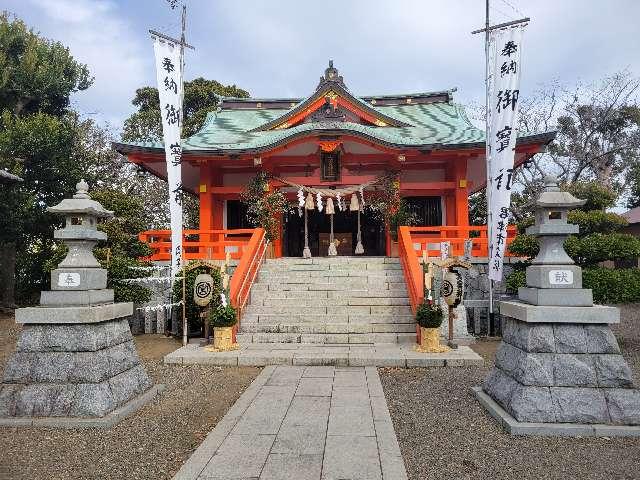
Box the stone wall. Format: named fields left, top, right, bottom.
left=463, top=257, right=519, bottom=336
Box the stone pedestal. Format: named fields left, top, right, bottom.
left=482, top=305, right=639, bottom=426
left=475, top=176, right=640, bottom=436
left=0, top=180, right=159, bottom=427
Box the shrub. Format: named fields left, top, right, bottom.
left=172, top=265, right=223, bottom=331
left=416, top=302, right=444, bottom=328
left=583, top=268, right=640, bottom=304
left=505, top=270, right=526, bottom=294
left=506, top=267, right=640, bottom=304
left=567, top=210, right=627, bottom=236
left=209, top=304, right=237, bottom=328
left=565, top=182, right=617, bottom=211
left=507, top=233, right=539, bottom=259
left=565, top=233, right=640, bottom=266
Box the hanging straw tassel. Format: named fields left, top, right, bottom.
left=325, top=197, right=335, bottom=215
left=355, top=207, right=364, bottom=254
left=328, top=213, right=337, bottom=256
left=349, top=193, right=359, bottom=212
left=303, top=207, right=311, bottom=258
left=305, top=192, right=314, bottom=210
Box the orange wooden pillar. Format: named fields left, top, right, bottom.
left=211, top=169, right=224, bottom=258
left=199, top=164, right=213, bottom=259
left=454, top=158, right=470, bottom=228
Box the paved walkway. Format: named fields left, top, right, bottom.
left=166, top=342, right=482, bottom=368
left=173, top=365, right=408, bottom=480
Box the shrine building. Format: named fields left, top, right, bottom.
left=113, top=62, right=554, bottom=260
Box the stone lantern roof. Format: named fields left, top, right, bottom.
left=535, top=175, right=586, bottom=208
left=47, top=179, right=113, bottom=218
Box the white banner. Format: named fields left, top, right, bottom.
left=152, top=36, right=184, bottom=277
left=487, top=25, right=525, bottom=282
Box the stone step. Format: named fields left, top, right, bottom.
left=249, top=282, right=407, bottom=292
left=260, top=263, right=402, bottom=272
left=263, top=257, right=400, bottom=265
left=235, top=332, right=416, bottom=344
left=241, top=314, right=415, bottom=325
left=248, top=289, right=408, bottom=302
left=258, top=270, right=405, bottom=278
left=254, top=297, right=410, bottom=307
left=243, top=305, right=413, bottom=315
left=239, top=322, right=416, bottom=334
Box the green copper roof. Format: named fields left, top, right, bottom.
left=115, top=99, right=553, bottom=155
left=113, top=61, right=554, bottom=155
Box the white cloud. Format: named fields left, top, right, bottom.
left=4, top=0, right=640, bottom=131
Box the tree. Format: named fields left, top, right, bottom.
left=91, top=190, right=154, bottom=304
left=121, top=77, right=251, bottom=228
left=0, top=13, right=93, bottom=117
left=514, top=71, right=640, bottom=200
left=122, top=77, right=250, bottom=142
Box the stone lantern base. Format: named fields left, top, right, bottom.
left=474, top=301, right=640, bottom=436
left=0, top=303, right=163, bottom=428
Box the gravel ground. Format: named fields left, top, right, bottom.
left=0, top=314, right=260, bottom=480
left=380, top=304, right=640, bottom=480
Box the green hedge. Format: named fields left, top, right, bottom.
left=583, top=268, right=640, bottom=304
left=505, top=267, right=640, bottom=304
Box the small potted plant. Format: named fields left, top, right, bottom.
left=209, top=302, right=239, bottom=351
left=415, top=302, right=450, bottom=353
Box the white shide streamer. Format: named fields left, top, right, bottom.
left=487, top=25, right=526, bottom=282
left=152, top=36, right=185, bottom=278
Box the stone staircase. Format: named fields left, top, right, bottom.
left=237, top=257, right=416, bottom=344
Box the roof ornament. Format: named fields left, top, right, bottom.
left=316, top=60, right=347, bottom=91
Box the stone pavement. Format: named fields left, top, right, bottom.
left=165, top=342, right=482, bottom=368
left=173, top=365, right=407, bottom=480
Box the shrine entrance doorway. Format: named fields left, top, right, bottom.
left=283, top=208, right=385, bottom=257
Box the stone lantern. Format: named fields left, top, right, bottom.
left=43, top=179, right=114, bottom=304
left=475, top=175, right=640, bottom=436
left=518, top=175, right=593, bottom=307
left=0, top=180, right=161, bottom=427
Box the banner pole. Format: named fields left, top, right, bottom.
left=484, top=0, right=496, bottom=336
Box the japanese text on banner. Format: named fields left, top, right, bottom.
left=152, top=38, right=184, bottom=277
left=487, top=25, right=526, bottom=282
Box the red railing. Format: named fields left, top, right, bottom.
left=139, top=229, right=258, bottom=261
left=397, top=225, right=517, bottom=314
left=139, top=228, right=267, bottom=340
left=229, top=228, right=267, bottom=320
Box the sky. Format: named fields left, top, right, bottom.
left=4, top=0, right=640, bottom=135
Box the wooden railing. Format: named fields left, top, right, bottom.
left=398, top=226, right=424, bottom=315
left=228, top=228, right=267, bottom=323
left=138, top=229, right=258, bottom=261
left=397, top=225, right=517, bottom=314
left=401, top=225, right=517, bottom=259
left=139, top=228, right=267, bottom=341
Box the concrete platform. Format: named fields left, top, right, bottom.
left=164, top=343, right=483, bottom=368
left=473, top=386, right=640, bottom=437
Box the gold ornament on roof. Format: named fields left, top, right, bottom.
left=374, top=120, right=387, bottom=127
left=325, top=91, right=339, bottom=101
